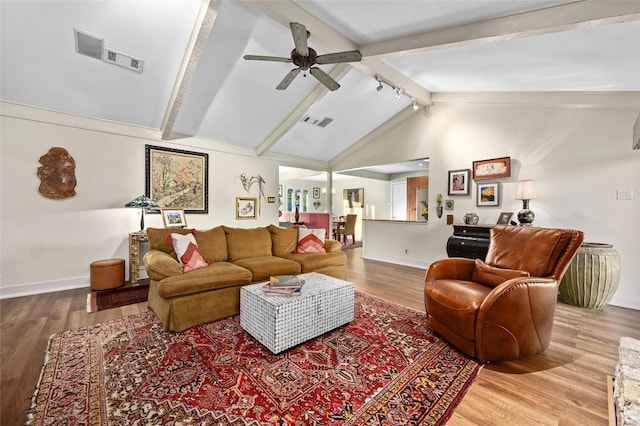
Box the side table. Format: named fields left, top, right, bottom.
left=446, top=224, right=492, bottom=260
left=129, top=232, right=149, bottom=286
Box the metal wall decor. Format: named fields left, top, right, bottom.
left=37, top=147, right=76, bottom=199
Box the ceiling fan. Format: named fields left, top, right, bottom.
left=243, top=22, right=362, bottom=91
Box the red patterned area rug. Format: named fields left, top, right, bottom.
left=29, top=292, right=481, bottom=425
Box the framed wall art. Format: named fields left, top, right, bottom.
left=447, top=169, right=470, bottom=195
left=313, top=187, right=320, bottom=199
left=477, top=182, right=500, bottom=207
left=496, top=212, right=513, bottom=224
left=472, top=156, right=511, bottom=180
left=344, top=188, right=364, bottom=208
left=145, top=145, right=208, bottom=214
left=236, top=197, right=257, bottom=220
left=161, top=208, right=187, bottom=228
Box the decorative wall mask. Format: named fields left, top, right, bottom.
left=37, top=147, right=76, bottom=199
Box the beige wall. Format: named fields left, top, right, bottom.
left=335, top=93, right=640, bottom=310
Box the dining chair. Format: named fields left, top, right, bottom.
left=338, top=214, right=357, bottom=244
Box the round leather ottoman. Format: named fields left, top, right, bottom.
left=90, top=258, right=125, bottom=290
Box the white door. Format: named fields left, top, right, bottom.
left=391, top=182, right=407, bottom=220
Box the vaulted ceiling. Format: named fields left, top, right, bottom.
left=2, top=0, right=639, bottom=170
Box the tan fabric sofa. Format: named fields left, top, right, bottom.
left=143, top=225, right=347, bottom=331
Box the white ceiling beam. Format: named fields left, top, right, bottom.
left=361, top=0, right=640, bottom=59
left=160, top=0, right=222, bottom=140
left=255, top=64, right=351, bottom=156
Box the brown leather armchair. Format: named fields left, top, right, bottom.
left=424, top=225, right=584, bottom=363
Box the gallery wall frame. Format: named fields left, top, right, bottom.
left=344, top=188, right=364, bottom=208
left=447, top=169, right=471, bottom=196
left=313, top=187, right=320, bottom=199
left=496, top=212, right=513, bottom=224
left=477, top=182, right=500, bottom=207
left=161, top=208, right=187, bottom=228
left=145, top=145, right=208, bottom=214
left=472, top=156, right=511, bottom=180
left=236, top=197, right=257, bottom=220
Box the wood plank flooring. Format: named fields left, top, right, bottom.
left=1, top=247, right=638, bottom=425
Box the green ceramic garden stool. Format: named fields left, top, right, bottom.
left=559, top=242, right=620, bottom=309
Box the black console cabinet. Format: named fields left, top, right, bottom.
left=446, top=224, right=492, bottom=260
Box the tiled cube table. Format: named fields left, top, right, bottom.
left=240, top=272, right=355, bottom=354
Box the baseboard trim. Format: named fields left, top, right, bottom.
left=361, top=254, right=429, bottom=270
left=0, top=277, right=89, bottom=300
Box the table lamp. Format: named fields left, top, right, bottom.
left=125, top=195, right=159, bottom=232
left=515, top=180, right=536, bottom=226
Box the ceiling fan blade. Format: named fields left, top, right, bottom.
left=310, top=67, right=340, bottom=91
left=316, top=50, right=363, bottom=65
left=276, top=68, right=301, bottom=90
left=290, top=22, right=309, bottom=57
left=243, top=55, right=292, bottom=63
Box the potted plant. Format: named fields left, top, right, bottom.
left=420, top=200, right=428, bottom=220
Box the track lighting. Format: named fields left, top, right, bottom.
left=376, top=77, right=383, bottom=92
left=412, top=99, right=418, bottom=110
left=374, top=75, right=420, bottom=109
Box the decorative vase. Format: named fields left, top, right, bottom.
left=294, top=207, right=299, bottom=222
left=559, top=242, right=621, bottom=309
left=463, top=213, right=479, bottom=225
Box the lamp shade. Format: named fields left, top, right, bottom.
left=125, top=195, right=158, bottom=210
left=515, top=180, right=536, bottom=200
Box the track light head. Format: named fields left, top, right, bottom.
left=412, top=99, right=419, bottom=110
left=377, top=82, right=383, bottom=92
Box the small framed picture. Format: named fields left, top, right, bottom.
left=313, top=187, right=320, bottom=199
left=448, top=169, right=471, bottom=195
left=472, top=156, right=511, bottom=180
left=477, top=182, right=500, bottom=207
left=161, top=208, right=187, bottom=228
left=279, top=185, right=283, bottom=197
left=445, top=199, right=454, bottom=210
left=496, top=212, right=513, bottom=224
left=236, top=197, right=257, bottom=220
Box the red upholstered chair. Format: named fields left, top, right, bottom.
left=424, top=225, right=584, bottom=363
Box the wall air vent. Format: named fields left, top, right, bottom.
left=73, top=29, right=144, bottom=73
left=300, top=115, right=334, bottom=128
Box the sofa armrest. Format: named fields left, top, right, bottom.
left=324, top=239, right=342, bottom=252
left=143, top=249, right=182, bottom=280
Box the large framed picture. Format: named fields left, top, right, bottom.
left=145, top=145, right=208, bottom=214
left=161, top=208, right=187, bottom=228
left=472, top=156, right=511, bottom=180
left=236, top=197, right=257, bottom=220
left=477, top=182, right=500, bottom=207
left=448, top=169, right=471, bottom=195
left=344, top=188, right=364, bottom=208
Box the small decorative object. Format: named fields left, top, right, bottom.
left=236, top=197, right=257, bottom=220
left=420, top=200, right=429, bottom=221
left=463, top=213, right=479, bottom=225
left=446, top=214, right=454, bottom=225
left=445, top=199, right=454, bottom=210
left=161, top=208, right=187, bottom=228
left=448, top=169, right=470, bottom=195
left=313, top=201, right=321, bottom=210
left=37, top=147, right=77, bottom=199
left=477, top=182, right=500, bottom=207
left=436, top=194, right=443, bottom=218
left=515, top=180, right=536, bottom=226
left=125, top=195, right=159, bottom=232
left=559, top=242, right=620, bottom=309
left=146, top=145, right=208, bottom=213
left=472, top=156, right=511, bottom=180
left=496, top=212, right=513, bottom=225
left=313, top=187, right=320, bottom=199
left=240, top=173, right=266, bottom=198
left=294, top=207, right=300, bottom=222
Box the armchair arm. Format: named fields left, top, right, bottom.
left=425, top=258, right=476, bottom=283
left=475, top=276, right=559, bottom=362
left=143, top=249, right=182, bottom=281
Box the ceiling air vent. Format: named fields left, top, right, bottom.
left=300, top=115, right=334, bottom=128
left=74, top=28, right=144, bottom=73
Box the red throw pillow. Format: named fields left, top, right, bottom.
left=295, top=228, right=326, bottom=253
left=168, top=232, right=210, bottom=272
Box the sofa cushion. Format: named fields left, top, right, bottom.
left=223, top=226, right=273, bottom=261
left=232, top=256, right=301, bottom=282
left=194, top=226, right=228, bottom=262
left=156, top=262, right=252, bottom=298
left=471, top=259, right=530, bottom=288
left=296, top=228, right=327, bottom=253
left=282, top=251, right=347, bottom=273
left=168, top=232, right=209, bottom=273
left=268, top=225, right=298, bottom=256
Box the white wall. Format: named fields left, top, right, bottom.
left=333, top=93, right=640, bottom=310
left=0, top=104, right=283, bottom=297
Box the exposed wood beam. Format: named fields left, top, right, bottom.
left=255, top=64, right=351, bottom=156
left=160, top=0, right=222, bottom=140
left=361, top=1, right=640, bottom=59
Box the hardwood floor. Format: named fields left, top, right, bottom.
left=1, top=248, right=638, bottom=425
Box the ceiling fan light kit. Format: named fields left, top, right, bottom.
left=243, top=22, right=362, bottom=91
